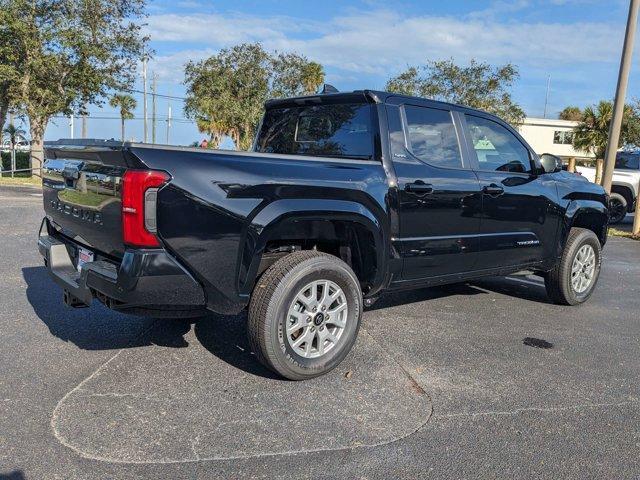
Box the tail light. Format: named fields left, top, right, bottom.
left=121, top=170, right=170, bottom=247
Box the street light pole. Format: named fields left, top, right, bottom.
left=151, top=72, right=157, bottom=144
left=142, top=57, right=148, bottom=143
left=543, top=75, right=551, bottom=119
left=602, top=0, right=640, bottom=193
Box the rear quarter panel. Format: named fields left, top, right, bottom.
left=131, top=147, right=390, bottom=314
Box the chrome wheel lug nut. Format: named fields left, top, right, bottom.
left=321, top=305, right=326, bottom=311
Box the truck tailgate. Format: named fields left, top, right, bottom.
left=42, top=142, right=140, bottom=258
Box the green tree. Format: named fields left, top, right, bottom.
left=559, top=106, right=583, bottom=121
left=0, top=0, right=148, bottom=174
left=2, top=122, right=26, bottom=173
left=185, top=43, right=271, bottom=150
left=0, top=3, right=22, bottom=134
left=184, top=43, right=326, bottom=150
left=271, top=52, right=325, bottom=98
left=572, top=100, right=638, bottom=159
left=109, top=94, right=137, bottom=141
left=386, top=59, right=525, bottom=126
left=3, top=122, right=25, bottom=149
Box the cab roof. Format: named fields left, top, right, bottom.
left=264, top=89, right=490, bottom=117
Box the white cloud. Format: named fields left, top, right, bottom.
left=144, top=8, right=626, bottom=80
left=147, top=48, right=216, bottom=82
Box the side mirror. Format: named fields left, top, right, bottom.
left=540, top=153, right=563, bottom=174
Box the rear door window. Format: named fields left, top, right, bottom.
left=403, top=105, right=463, bottom=169
left=255, top=103, right=374, bottom=160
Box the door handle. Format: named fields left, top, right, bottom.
left=405, top=182, right=433, bottom=194
left=482, top=184, right=504, bottom=196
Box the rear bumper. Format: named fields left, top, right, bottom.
left=37, top=218, right=206, bottom=314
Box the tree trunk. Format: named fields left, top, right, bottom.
left=567, top=157, right=576, bottom=173
left=121, top=118, right=125, bottom=141
left=594, top=158, right=604, bottom=185
left=0, top=102, right=8, bottom=137
left=29, top=115, right=48, bottom=178
left=11, top=142, right=16, bottom=178
left=633, top=178, right=640, bottom=237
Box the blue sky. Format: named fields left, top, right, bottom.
left=40, top=0, right=640, bottom=146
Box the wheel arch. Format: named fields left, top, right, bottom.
left=611, top=183, right=634, bottom=212
left=564, top=200, right=609, bottom=247
left=238, top=199, right=389, bottom=297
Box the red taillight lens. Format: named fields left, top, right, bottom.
left=121, top=170, right=170, bottom=247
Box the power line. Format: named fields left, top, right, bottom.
left=127, top=88, right=187, bottom=102
left=51, top=115, right=195, bottom=123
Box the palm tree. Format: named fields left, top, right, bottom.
left=109, top=94, right=137, bottom=141
left=301, top=62, right=325, bottom=95
left=2, top=123, right=26, bottom=176
left=573, top=100, right=633, bottom=160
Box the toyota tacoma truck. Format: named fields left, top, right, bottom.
left=576, top=151, right=639, bottom=224
left=39, top=90, right=609, bottom=380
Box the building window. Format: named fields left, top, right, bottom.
left=553, top=130, right=574, bottom=145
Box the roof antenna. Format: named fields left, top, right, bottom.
left=321, top=84, right=339, bottom=94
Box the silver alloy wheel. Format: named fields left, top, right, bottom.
left=571, top=244, right=596, bottom=293
left=285, top=279, right=348, bottom=359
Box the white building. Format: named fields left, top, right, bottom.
left=517, top=117, right=593, bottom=160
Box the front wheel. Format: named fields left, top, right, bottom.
left=248, top=251, right=362, bottom=380
left=608, top=192, right=627, bottom=224
left=544, top=227, right=602, bottom=305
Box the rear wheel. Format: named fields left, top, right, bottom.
left=248, top=251, right=362, bottom=380
left=608, top=192, right=627, bottom=224
left=544, top=227, right=601, bottom=305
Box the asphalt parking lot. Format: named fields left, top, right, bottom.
left=1, top=185, right=639, bottom=480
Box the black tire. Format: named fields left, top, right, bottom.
left=608, top=192, right=627, bottom=224
left=544, top=227, right=602, bottom=305
left=248, top=251, right=362, bottom=380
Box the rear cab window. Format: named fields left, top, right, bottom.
left=403, top=105, right=463, bottom=169
left=254, top=103, right=374, bottom=160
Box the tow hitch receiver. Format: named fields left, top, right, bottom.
left=63, top=290, right=89, bottom=308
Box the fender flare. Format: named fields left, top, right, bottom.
left=561, top=200, right=609, bottom=253
left=610, top=181, right=637, bottom=206
left=237, top=198, right=389, bottom=296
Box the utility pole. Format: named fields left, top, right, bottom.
left=166, top=104, right=172, bottom=145
left=142, top=57, right=148, bottom=143
left=151, top=73, right=157, bottom=144
left=602, top=0, right=639, bottom=193
left=543, top=75, right=551, bottom=119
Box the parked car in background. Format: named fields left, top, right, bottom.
left=38, top=90, right=609, bottom=380
left=577, top=151, right=639, bottom=224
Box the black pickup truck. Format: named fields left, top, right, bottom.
left=39, top=90, right=609, bottom=380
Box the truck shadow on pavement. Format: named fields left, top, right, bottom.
left=23, top=265, right=550, bottom=378
left=368, top=275, right=550, bottom=311
left=22, top=265, right=277, bottom=378
left=0, top=471, right=26, bottom=480
left=22, top=266, right=192, bottom=351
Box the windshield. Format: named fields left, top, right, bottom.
left=254, top=103, right=374, bottom=160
